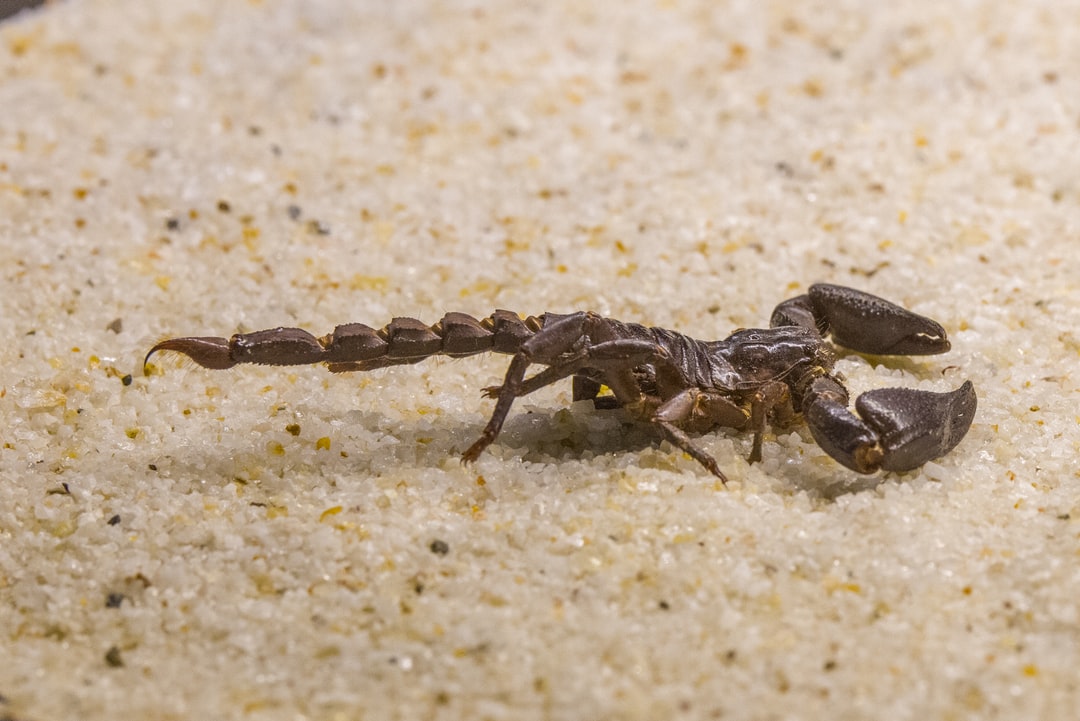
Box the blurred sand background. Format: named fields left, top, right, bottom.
left=2, top=1, right=1080, bottom=719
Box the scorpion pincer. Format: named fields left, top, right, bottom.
left=145, top=284, right=977, bottom=483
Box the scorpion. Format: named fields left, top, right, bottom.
left=145, top=283, right=977, bottom=483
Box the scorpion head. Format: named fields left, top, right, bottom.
left=721, top=326, right=835, bottom=390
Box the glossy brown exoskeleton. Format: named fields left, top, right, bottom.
left=145, top=284, right=977, bottom=482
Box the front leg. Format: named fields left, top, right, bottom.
left=747, top=380, right=792, bottom=464
left=652, top=389, right=748, bottom=483
left=650, top=381, right=791, bottom=481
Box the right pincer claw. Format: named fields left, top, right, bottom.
left=804, top=378, right=977, bottom=474
left=853, top=380, right=977, bottom=472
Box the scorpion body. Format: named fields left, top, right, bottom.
left=146, top=284, right=977, bottom=482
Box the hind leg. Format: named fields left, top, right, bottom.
left=462, top=333, right=674, bottom=465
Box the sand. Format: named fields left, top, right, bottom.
left=1, top=1, right=1079, bottom=719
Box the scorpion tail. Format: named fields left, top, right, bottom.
left=144, top=311, right=547, bottom=374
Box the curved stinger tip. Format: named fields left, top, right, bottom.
left=143, top=336, right=236, bottom=371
